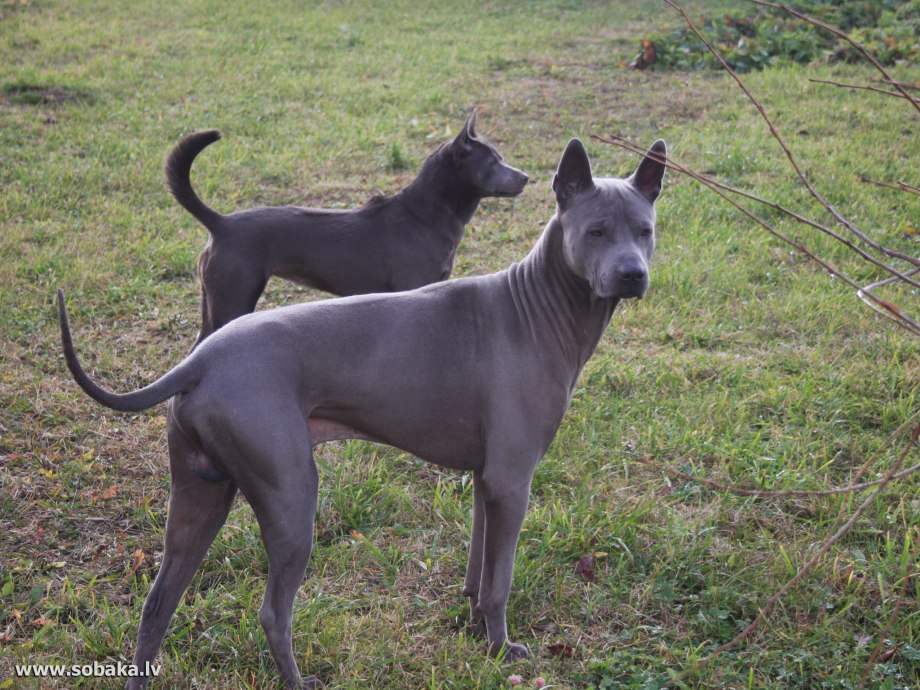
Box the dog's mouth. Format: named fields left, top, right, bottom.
left=492, top=182, right=529, bottom=197
left=591, top=277, right=649, bottom=301
left=490, top=187, right=525, bottom=198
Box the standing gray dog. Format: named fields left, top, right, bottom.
left=59, top=136, right=666, bottom=688
left=167, top=113, right=529, bottom=345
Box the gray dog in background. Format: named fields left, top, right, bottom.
left=167, top=113, right=529, bottom=345
left=59, top=136, right=666, bottom=688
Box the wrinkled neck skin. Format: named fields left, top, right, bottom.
left=398, top=144, right=482, bottom=226
left=507, top=217, right=618, bottom=383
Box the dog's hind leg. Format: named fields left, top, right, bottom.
left=194, top=248, right=269, bottom=347
left=193, top=260, right=214, bottom=350
left=462, top=473, right=487, bottom=637
left=242, top=422, right=323, bottom=689
left=127, top=421, right=237, bottom=688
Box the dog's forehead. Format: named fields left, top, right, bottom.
left=471, top=136, right=500, bottom=156
left=569, top=178, right=655, bottom=227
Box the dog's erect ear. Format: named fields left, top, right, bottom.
left=453, top=110, right=478, bottom=157
left=553, top=138, right=594, bottom=208
left=463, top=110, right=477, bottom=139
left=630, top=139, right=667, bottom=204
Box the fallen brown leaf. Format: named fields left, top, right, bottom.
left=574, top=554, right=596, bottom=583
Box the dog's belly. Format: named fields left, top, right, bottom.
left=307, top=417, right=381, bottom=445
left=306, top=412, right=484, bottom=473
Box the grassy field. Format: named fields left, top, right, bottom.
left=1, top=0, right=918, bottom=688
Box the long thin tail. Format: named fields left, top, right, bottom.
left=165, top=129, right=224, bottom=230
left=57, top=289, right=199, bottom=412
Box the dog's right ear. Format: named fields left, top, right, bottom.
left=553, top=138, right=595, bottom=209
left=463, top=110, right=477, bottom=139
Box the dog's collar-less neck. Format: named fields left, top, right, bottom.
left=399, top=145, right=482, bottom=227
left=507, top=218, right=617, bottom=378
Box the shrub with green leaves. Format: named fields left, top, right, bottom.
left=633, top=0, right=920, bottom=72
left=832, top=1, right=920, bottom=64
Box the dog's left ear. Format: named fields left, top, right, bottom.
left=453, top=111, right=478, bottom=157
left=629, top=139, right=667, bottom=204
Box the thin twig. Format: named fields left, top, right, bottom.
left=837, top=411, right=920, bottom=490
left=663, top=423, right=920, bottom=686
left=859, top=176, right=920, bottom=197
left=856, top=288, right=919, bottom=331
left=860, top=267, right=920, bottom=292
left=633, top=456, right=920, bottom=498
left=590, top=133, right=920, bottom=334
left=634, top=148, right=920, bottom=287
left=633, top=410, right=920, bottom=500
left=594, top=135, right=920, bottom=288
left=621, top=139, right=920, bottom=288
left=664, top=0, right=920, bottom=270
left=751, top=0, right=920, bottom=117
left=881, top=78, right=920, bottom=92
left=809, top=78, right=920, bottom=105
left=898, top=180, right=920, bottom=196
left=661, top=161, right=920, bottom=287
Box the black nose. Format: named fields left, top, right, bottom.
left=520, top=172, right=529, bottom=185
left=618, top=264, right=647, bottom=283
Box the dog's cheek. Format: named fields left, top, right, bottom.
left=561, top=236, right=587, bottom=280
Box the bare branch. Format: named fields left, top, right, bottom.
left=751, top=0, right=920, bottom=117
left=603, top=6, right=920, bottom=682
left=664, top=0, right=920, bottom=270
left=898, top=180, right=920, bottom=196
left=809, top=77, right=920, bottom=105
left=856, top=287, right=920, bottom=331
left=859, top=267, right=920, bottom=293
left=859, top=176, right=920, bottom=197
left=590, top=133, right=920, bottom=334
left=881, top=78, right=920, bottom=92
left=633, top=455, right=920, bottom=498
left=631, top=410, right=920, bottom=499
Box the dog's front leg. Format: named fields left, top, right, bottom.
left=462, top=473, right=486, bottom=636
left=476, top=471, right=532, bottom=661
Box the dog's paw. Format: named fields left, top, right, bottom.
left=504, top=642, right=531, bottom=662
left=303, top=675, right=325, bottom=689
left=489, top=640, right=531, bottom=662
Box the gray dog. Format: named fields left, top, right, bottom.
left=167, top=113, right=529, bottom=345
left=59, top=136, right=666, bottom=688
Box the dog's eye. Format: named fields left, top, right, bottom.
left=588, top=228, right=604, bottom=238
left=640, top=227, right=653, bottom=238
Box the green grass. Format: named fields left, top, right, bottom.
left=1, top=0, right=918, bottom=688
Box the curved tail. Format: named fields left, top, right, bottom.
left=58, top=289, right=200, bottom=412
left=165, top=129, right=224, bottom=230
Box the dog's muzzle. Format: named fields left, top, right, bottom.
left=491, top=170, right=529, bottom=197
left=594, top=264, right=649, bottom=299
